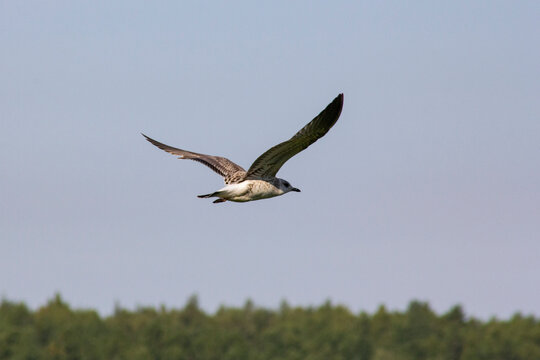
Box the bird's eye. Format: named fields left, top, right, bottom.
left=284, top=182, right=290, bottom=187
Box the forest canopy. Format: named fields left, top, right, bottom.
left=1, top=295, right=539, bottom=360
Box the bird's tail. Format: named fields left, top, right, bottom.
left=197, top=190, right=225, bottom=199
left=197, top=192, right=227, bottom=204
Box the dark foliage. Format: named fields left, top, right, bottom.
left=1, top=296, right=539, bottom=360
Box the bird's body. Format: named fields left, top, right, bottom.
left=199, top=178, right=286, bottom=203
left=143, top=93, right=343, bottom=203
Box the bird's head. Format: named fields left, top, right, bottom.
left=278, top=179, right=301, bottom=194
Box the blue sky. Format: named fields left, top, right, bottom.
left=1, top=1, right=539, bottom=318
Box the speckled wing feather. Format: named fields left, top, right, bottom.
left=142, top=134, right=246, bottom=183
left=246, top=93, right=343, bottom=179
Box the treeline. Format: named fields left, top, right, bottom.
left=1, top=295, right=539, bottom=360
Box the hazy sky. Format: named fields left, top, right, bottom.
left=1, top=1, right=539, bottom=319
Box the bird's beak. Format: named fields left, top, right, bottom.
left=292, top=188, right=301, bottom=192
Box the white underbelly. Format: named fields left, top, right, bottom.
left=219, top=180, right=283, bottom=202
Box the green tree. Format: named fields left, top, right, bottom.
left=1, top=295, right=540, bottom=360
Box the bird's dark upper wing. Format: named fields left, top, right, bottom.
left=142, top=134, right=245, bottom=179
left=245, top=93, right=343, bottom=179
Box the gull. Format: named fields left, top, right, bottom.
left=142, top=93, right=343, bottom=203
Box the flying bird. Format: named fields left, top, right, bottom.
left=143, top=93, right=343, bottom=203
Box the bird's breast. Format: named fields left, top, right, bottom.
left=221, top=180, right=283, bottom=202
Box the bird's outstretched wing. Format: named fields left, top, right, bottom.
left=246, top=93, right=343, bottom=179
left=142, top=134, right=246, bottom=181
